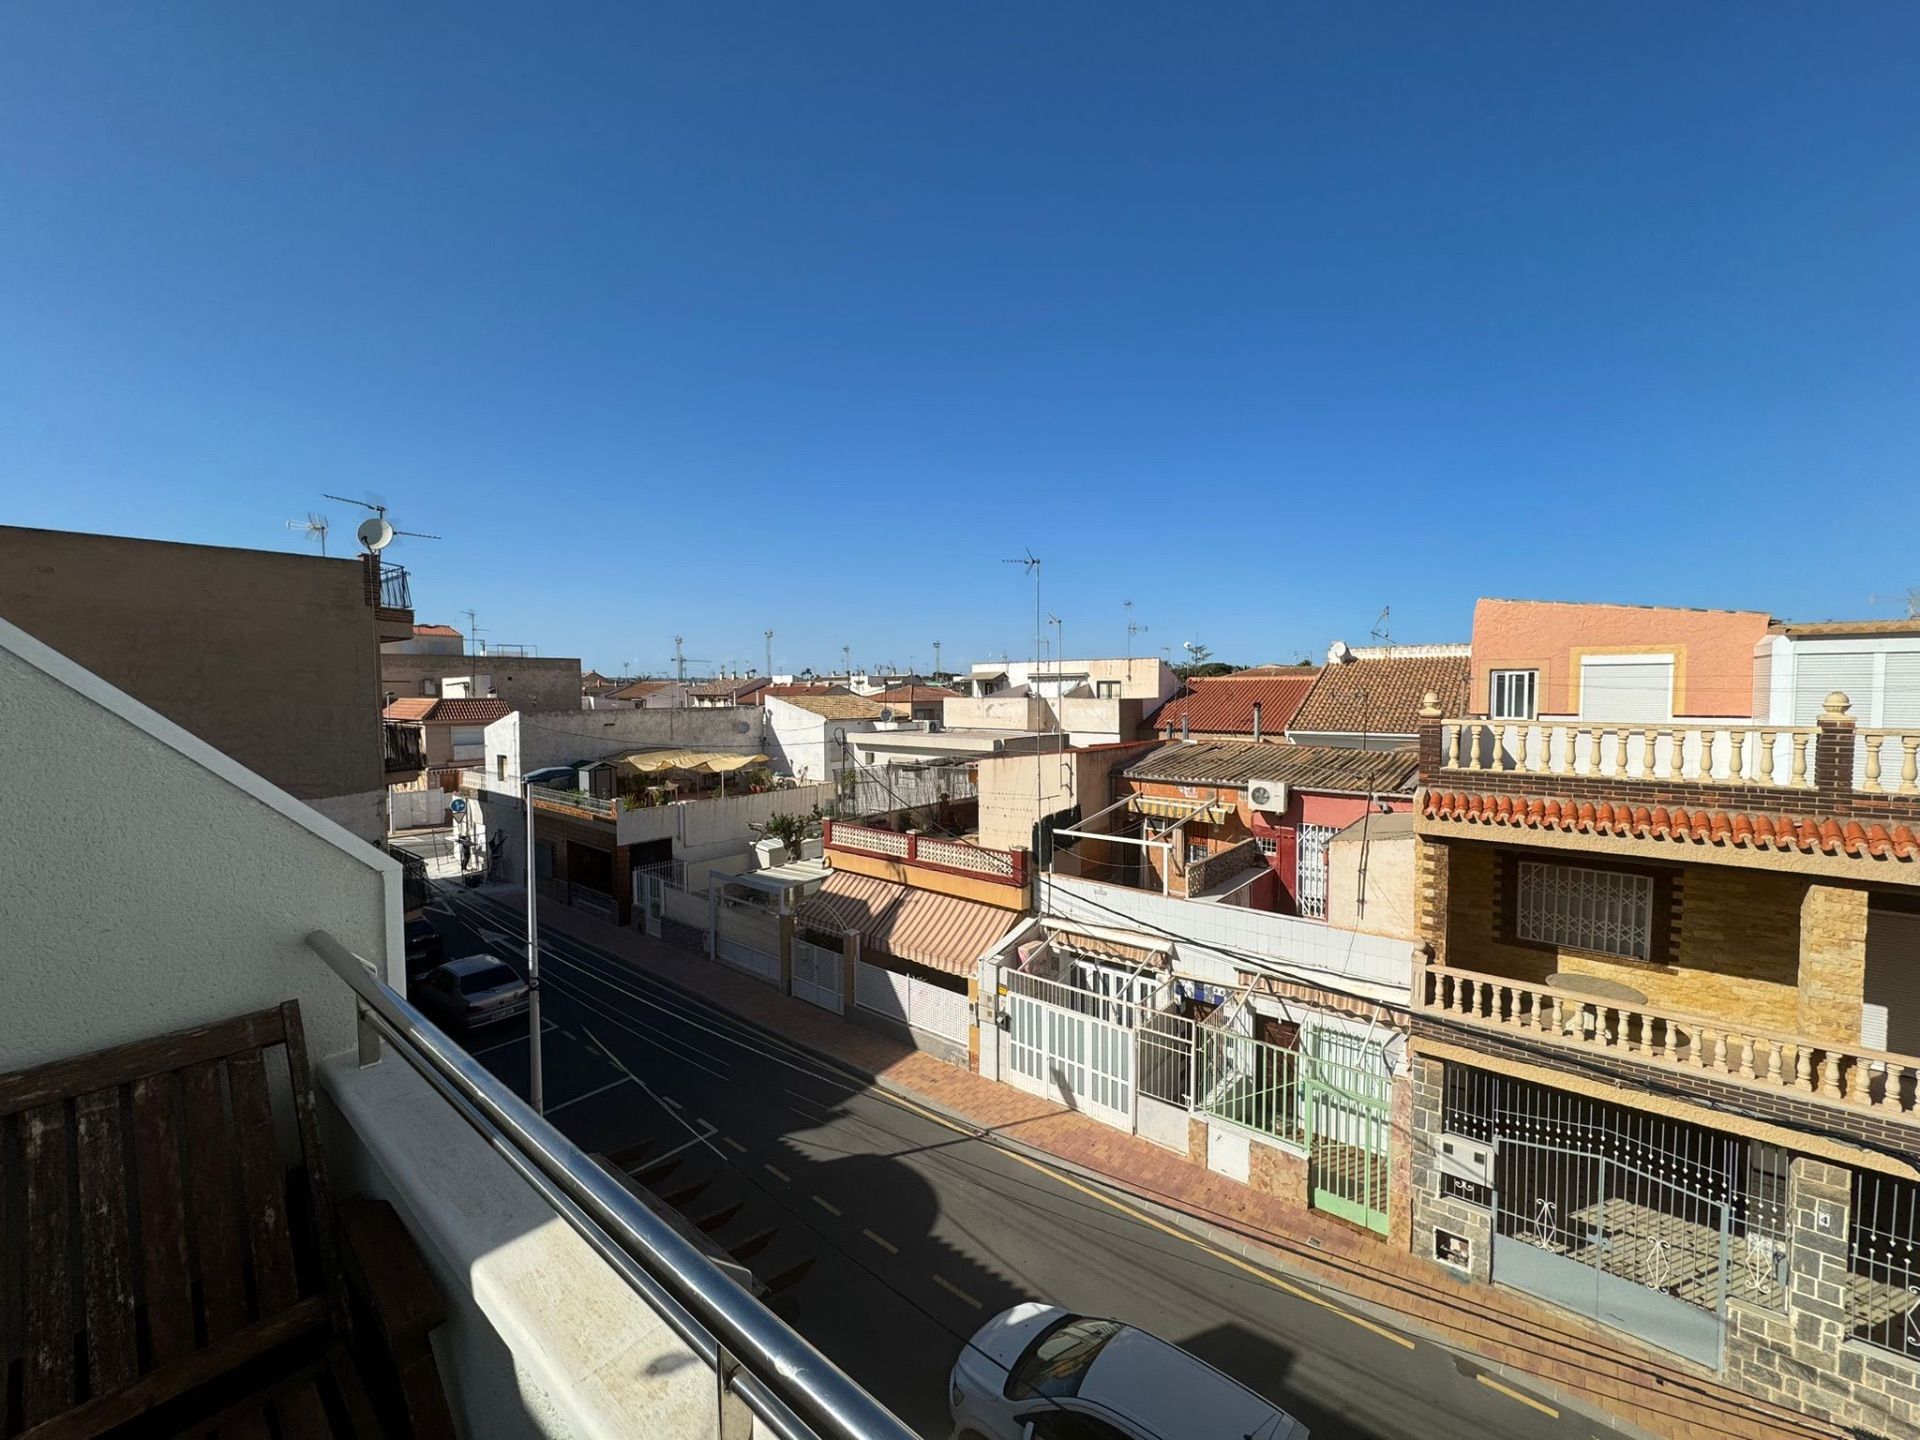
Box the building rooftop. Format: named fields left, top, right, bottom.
left=1123, top=739, right=1421, bottom=795
left=382, top=697, right=513, bottom=726
left=607, top=679, right=677, bottom=700
left=868, top=684, right=964, bottom=705
left=772, top=692, right=887, bottom=721
left=1289, top=650, right=1471, bottom=736
left=1772, top=618, right=1920, bottom=638
left=1148, top=672, right=1320, bottom=736
left=413, top=623, right=464, bottom=638
left=688, top=677, right=770, bottom=701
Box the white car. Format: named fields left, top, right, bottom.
left=949, top=1303, right=1309, bottom=1440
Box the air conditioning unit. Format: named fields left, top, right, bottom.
left=1246, top=779, right=1289, bottom=812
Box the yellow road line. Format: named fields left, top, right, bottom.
left=932, top=1274, right=982, bottom=1309
left=1475, top=1373, right=1559, bottom=1418
left=813, top=1195, right=843, bottom=1217
left=722, top=1137, right=747, bottom=1153
left=764, top=1163, right=790, bottom=1182
left=863, top=1228, right=898, bottom=1254
left=865, top=1083, right=1416, bottom=1349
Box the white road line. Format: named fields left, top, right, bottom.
left=931, top=1274, right=981, bottom=1309
left=545, top=1075, right=637, bottom=1116
left=629, top=1122, right=719, bottom=1169
left=863, top=1229, right=898, bottom=1254
left=812, top=1195, right=842, bottom=1217
left=661, top=1095, right=683, bottom=1110
left=723, top=1137, right=747, bottom=1153
left=764, top=1163, right=791, bottom=1183
left=465, top=1019, right=558, bottom=1057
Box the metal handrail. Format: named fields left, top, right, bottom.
left=303, top=930, right=918, bottom=1440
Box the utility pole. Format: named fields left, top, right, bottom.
left=522, top=774, right=544, bottom=1114
left=673, top=635, right=686, bottom=685
left=842, top=643, right=852, bottom=680
left=765, top=629, right=774, bottom=681
left=933, top=640, right=942, bottom=681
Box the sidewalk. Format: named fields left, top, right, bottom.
left=512, top=889, right=1841, bottom=1440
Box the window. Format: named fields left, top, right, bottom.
left=1295, top=823, right=1336, bottom=919
left=1578, top=655, right=1673, bottom=723
left=534, top=840, right=555, bottom=879
left=1005, top=1316, right=1123, bottom=1401
left=1255, top=835, right=1277, bottom=857
left=1516, top=860, right=1654, bottom=961
left=422, top=678, right=438, bottom=696
left=1187, top=842, right=1208, bottom=865
left=1489, top=669, right=1537, bottom=720
left=496, top=755, right=508, bottom=780
left=1096, top=680, right=1120, bottom=699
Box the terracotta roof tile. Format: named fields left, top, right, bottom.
left=607, top=679, right=675, bottom=700
left=1148, top=674, right=1319, bottom=736
left=868, top=684, right=964, bottom=704
left=771, top=692, right=887, bottom=721
left=413, top=623, right=463, bottom=638
left=381, top=697, right=436, bottom=721
left=1422, top=788, right=1919, bottom=862
left=1290, top=652, right=1471, bottom=737
left=383, top=697, right=513, bottom=725
left=688, top=677, right=769, bottom=701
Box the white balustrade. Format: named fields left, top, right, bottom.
left=1857, top=730, right=1920, bottom=796
left=1437, top=720, right=1817, bottom=790
left=1417, top=962, right=1920, bottom=1120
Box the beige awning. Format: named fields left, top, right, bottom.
left=1131, top=794, right=1231, bottom=824
left=796, top=871, right=1016, bottom=977
left=618, top=748, right=769, bottom=775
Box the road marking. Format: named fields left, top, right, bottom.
left=545, top=1076, right=636, bottom=1116
left=764, top=1163, right=791, bottom=1183
left=864, top=1084, right=1418, bottom=1349
left=465, top=1018, right=557, bottom=1057
left=631, top=1122, right=719, bottom=1169
left=723, top=1137, right=747, bottom=1153
left=863, top=1229, right=898, bottom=1254
left=661, top=1096, right=683, bottom=1110
left=812, top=1194, right=843, bottom=1217
left=931, top=1274, right=981, bottom=1309
left=1474, top=1373, right=1559, bottom=1418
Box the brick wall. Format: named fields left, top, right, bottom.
left=1441, top=839, right=1811, bottom=1031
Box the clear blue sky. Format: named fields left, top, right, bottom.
left=3, top=4, right=1915, bottom=676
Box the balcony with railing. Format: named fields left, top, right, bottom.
left=363, top=554, right=414, bottom=641
left=1415, top=957, right=1920, bottom=1128
left=383, top=719, right=426, bottom=774
left=824, top=819, right=1029, bottom=891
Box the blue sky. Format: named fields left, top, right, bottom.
left=2, top=4, right=1915, bottom=675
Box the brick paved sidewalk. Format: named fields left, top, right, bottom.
left=508, top=888, right=1843, bottom=1440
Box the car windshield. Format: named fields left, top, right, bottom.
left=458, top=964, right=517, bottom=995
left=1005, top=1317, right=1124, bottom=1401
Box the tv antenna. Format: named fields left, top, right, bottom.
left=932, top=640, right=942, bottom=679
left=1002, top=548, right=1042, bottom=665
left=1125, top=599, right=1148, bottom=681
left=284, top=512, right=330, bottom=556
left=322, top=494, right=442, bottom=553
left=461, top=608, right=486, bottom=657
left=1370, top=606, right=1392, bottom=645
left=764, top=629, right=775, bottom=680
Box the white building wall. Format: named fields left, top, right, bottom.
left=762, top=696, right=874, bottom=783
left=2, top=617, right=402, bottom=1070
left=475, top=707, right=771, bottom=797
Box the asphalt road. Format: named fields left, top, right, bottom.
left=418, top=881, right=1627, bottom=1440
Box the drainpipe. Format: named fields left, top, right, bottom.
left=1252, top=700, right=1263, bottom=743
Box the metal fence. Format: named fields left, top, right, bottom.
left=1137, top=1009, right=1197, bottom=1107
left=1193, top=1024, right=1306, bottom=1145
left=1848, top=1171, right=1920, bottom=1359
left=378, top=562, right=411, bottom=610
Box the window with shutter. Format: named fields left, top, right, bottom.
left=1579, top=657, right=1674, bottom=722
left=1792, top=651, right=1878, bottom=724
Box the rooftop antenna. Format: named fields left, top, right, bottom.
left=764, top=629, right=775, bottom=681
left=1002, top=548, right=1043, bottom=668
left=842, top=643, right=852, bottom=678
left=284, top=512, right=330, bottom=556
left=323, top=494, right=442, bottom=551
left=1370, top=606, right=1392, bottom=646
left=673, top=635, right=687, bottom=685
left=461, top=608, right=485, bottom=657
left=1125, top=599, right=1148, bottom=683
left=932, top=640, right=942, bottom=680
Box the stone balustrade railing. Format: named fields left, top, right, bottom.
left=1858, top=729, right=1920, bottom=796
left=1436, top=718, right=1817, bottom=789
left=1416, top=961, right=1920, bottom=1121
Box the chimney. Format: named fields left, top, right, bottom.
left=1181, top=711, right=1189, bottom=742
left=1252, top=700, right=1263, bottom=743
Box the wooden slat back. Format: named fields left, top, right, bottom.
left=0, top=1004, right=335, bottom=1436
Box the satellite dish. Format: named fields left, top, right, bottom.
left=880, top=706, right=897, bottom=722
left=357, top=516, right=395, bottom=553
left=1328, top=640, right=1354, bottom=665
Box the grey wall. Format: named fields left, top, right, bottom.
left=381, top=652, right=583, bottom=712
left=0, top=526, right=384, bottom=819
left=1, top=621, right=399, bottom=1069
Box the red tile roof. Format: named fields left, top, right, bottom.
left=382, top=697, right=512, bottom=726
left=413, top=623, right=463, bottom=638
left=608, top=679, right=675, bottom=700
left=1148, top=674, right=1319, bottom=736
left=763, top=683, right=851, bottom=697
left=868, top=684, right=963, bottom=705
left=1423, top=789, right=1919, bottom=862
left=1290, top=652, right=1471, bottom=737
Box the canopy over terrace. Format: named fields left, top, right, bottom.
left=617, top=748, right=770, bottom=774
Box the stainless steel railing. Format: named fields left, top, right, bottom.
left=304, top=930, right=918, bottom=1440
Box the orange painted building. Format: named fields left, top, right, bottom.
left=1468, top=597, right=1771, bottom=722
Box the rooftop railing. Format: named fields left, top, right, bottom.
left=378, top=562, right=412, bottom=611
left=304, top=930, right=918, bottom=1440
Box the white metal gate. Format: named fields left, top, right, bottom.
left=792, top=939, right=844, bottom=1014
left=637, top=871, right=664, bottom=938
left=1296, top=823, right=1335, bottom=919
left=1005, top=971, right=1133, bottom=1130
left=854, top=962, right=970, bottom=1042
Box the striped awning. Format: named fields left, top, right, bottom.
left=618, top=748, right=769, bottom=775
left=1043, top=928, right=1169, bottom=970
left=1130, top=795, right=1231, bottom=824
left=797, top=871, right=1017, bottom=977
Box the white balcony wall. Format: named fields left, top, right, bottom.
left=617, top=783, right=837, bottom=859
left=321, top=1055, right=714, bottom=1440
left=1038, top=872, right=1412, bottom=999
left=1, top=617, right=402, bottom=1070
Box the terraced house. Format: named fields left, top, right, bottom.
left=1407, top=635, right=1920, bottom=1433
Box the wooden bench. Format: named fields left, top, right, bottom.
left=0, top=1002, right=456, bottom=1438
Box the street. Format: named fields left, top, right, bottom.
left=419, top=880, right=1624, bottom=1440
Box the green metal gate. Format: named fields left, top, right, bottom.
left=1302, top=1029, right=1393, bottom=1235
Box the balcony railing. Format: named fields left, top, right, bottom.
left=1436, top=718, right=1817, bottom=789
left=1416, top=960, right=1920, bottom=1122
left=529, top=783, right=616, bottom=818
left=825, top=821, right=1025, bottom=885
left=304, top=930, right=917, bottom=1440
left=378, top=562, right=412, bottom=611
left=383, top=721, right=426, bottom=773
left=1859, top=729, right=1920, bottom=796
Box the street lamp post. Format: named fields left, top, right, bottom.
left=522, top=776, right=545, bottom=1114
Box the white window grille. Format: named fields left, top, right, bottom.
left=1490, top=669, right=1538, bottom=720
left=1186, top=842, right=1208, bottom=865
left=1516, top=860, right=1654, bottom=960
left=1255, top=836, right=1277, bottom=857
left=1295, top=823, right=1336, bottom=919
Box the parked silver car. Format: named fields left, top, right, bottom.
left=950, top=1304, right=1308, bottom=1440
left=413, top=956, right=530, bottom=1032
